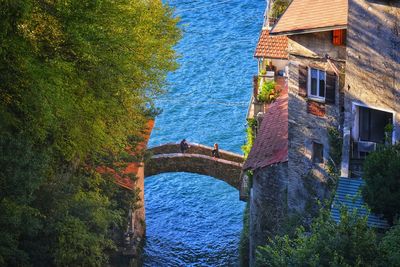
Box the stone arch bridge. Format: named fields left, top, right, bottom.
left=144, top=143, right=244, bottom=189
left=119, top=142, right=246, bottom=258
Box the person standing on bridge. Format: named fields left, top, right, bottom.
left=212, top=143, right=220, bottom=159
left=180, top=139, right=189, bottom=153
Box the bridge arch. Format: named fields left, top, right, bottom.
left=144, top=143, right=244, bottom=189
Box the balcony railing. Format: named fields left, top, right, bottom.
left=351, top=140, right=377, bottom=159
left=247, top=71, right=280, bottom=120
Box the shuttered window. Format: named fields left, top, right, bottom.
left=325, top=71, right=336, bottom=104
left=332, top=29, right=346, bottom=46
left=309, top=68, right=326, bottom=100
left=299, top=65, right=336, bottom=104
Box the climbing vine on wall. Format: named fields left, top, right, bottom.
left=327, top=127, right=343, bottom=177
left=242, top=118, right=257, bottom=158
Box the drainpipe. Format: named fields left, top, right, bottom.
left=340, top=127, right=351, bottom=178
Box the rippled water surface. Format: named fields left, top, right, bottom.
left=144, top=0, right=265, bottom=266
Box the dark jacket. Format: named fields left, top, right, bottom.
left=212, top=149, right=220, bottom=158
left=180, top=140, right=189, bottom=153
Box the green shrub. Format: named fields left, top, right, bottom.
left=241, top=119, right=257, bottom=158
left=363, top=144, right=400, bottom=224
left=379, top=222, right=400, bottom=266
left=269, top=0, right=291, bottom=19
left=384, top=123, right=394, bottom=144
left=256, top=207, right=378, bottom=267
left=257, top=81, right=278, bottom=103
left=327, top=127, right=342, bottom=177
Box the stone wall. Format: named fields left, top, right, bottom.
left=249, top=162, right=288, bottom=267
left=286, top=32, right=344, bottom=213
left=144, top=153, right=243, bottom=189
left=247, top=32, right=345, bottom=265
left=290, top=31, right=347, bottom=60
left=287, top=56, right=342, bottom=214
left=341, top=0, right=400, bottom=177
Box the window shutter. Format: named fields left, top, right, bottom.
left=332, top=30, right=346, bottom=46
left=326, top=71, right=336, bottom=104
left=298, top=65, right=308, bottom=97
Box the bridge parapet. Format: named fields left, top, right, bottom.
left=147, top=143, right=244, bottom=163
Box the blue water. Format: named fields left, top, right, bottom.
left=144, top=1, right=265, bottom=266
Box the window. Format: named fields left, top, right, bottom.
left=308, top=68, right=326, bottom=100
left=312, top=142, right=324, bottom=163
left=359, top=106, right=393, bottom=143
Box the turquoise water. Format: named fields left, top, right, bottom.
left=144, top=1, right=265, bottom=266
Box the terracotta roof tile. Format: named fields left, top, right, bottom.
left=243, top=77, right=288, bottom=170
left=271, top=0, right=348, bottom=34
left=254, top=29, right=288, bottom=59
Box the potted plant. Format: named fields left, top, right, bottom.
left=257, top=81, right=278, bottom=103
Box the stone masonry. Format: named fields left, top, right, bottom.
left=247, top=1, right=400, bottom=265
left=248, top=19, right=347, bottom=267
left=249, top=162, right=288, bottom=266
left=145, top=143, right=244, bottom=189
left=283, top=31, right=345, bottom=221
left=341, top=0, right=400, bottom=176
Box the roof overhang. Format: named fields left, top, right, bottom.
left=254, top=29, right=289, bottom=59
left=269, top=0, right=348, bottom=37
left=270, top=25, right=347, bottom=36
left=254, top=56, right=289, bottom=60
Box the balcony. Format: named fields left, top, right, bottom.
left=349, top=140, right=376, bottom=178
left=246, top=72, right=286, bottom=120
left=348, top=105, right=394, bottom=178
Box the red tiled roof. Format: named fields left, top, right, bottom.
left=254, top=29, right=288, bottom=59
left=243, top=77, right=288, bottom=170
left=271, top=0, right=348, bottom=35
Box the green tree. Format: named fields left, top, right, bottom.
left=269, top=0, right=291, bottom=19
left=256, top=208, right=378, bottom=267
left=0, top=0, right=180, bottom=265
left=363, top=144, right=400, bottom=224
left=378, top=223, right=400, bottom=266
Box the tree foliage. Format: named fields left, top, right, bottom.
left=257, top=81, right=278, bottom=103
left=256, top=208, right=379, bottom=267
left=242, top=118, right=257, bottom=158
left=327, top=127, right=343, bottom=176
left=256, top=206, right=400, bottom=267
left=363, top=144, right=400, bottom=224
left=0, top=0, right=180, bottom=265
left=379, top=223, right=400, bottom=266
left=269, top=0, right=291, bottom=19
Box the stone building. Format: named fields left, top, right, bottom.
left=244, top=0, right=400, bottom=265
left=270, top=0, right=348, bottom=211
left=247, top=2, right=288, bottom=119
left=244, top=0, right=348, bottom=264
left=341, top=0, right=400, bottom=178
